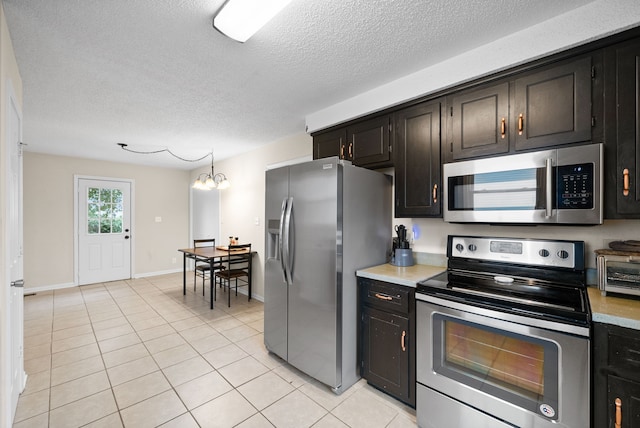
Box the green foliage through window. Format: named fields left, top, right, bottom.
left=87, top=187, right=124, bottom=234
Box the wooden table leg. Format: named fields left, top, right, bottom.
left=182, top=253, right=187, bottom=295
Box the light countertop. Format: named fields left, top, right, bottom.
left=356, top=263, right=445, bottom=288
left=358, top=264, right=640, bottom=330
left=588, top=287, right=640, bottom=330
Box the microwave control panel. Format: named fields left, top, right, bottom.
left=557, top=163, right=594, bottom=209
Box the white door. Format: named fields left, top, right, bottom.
left=5, top=84, right=25, bottom=425
left=77, top=178, right=132, bottom=285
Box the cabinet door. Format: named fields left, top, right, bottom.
left=612, top=40, right=640, bottom=215
left=593, top=322, right=640, bottom=427
left=313, top=128, right=347, bottom=160
left=347, top=115, right=392, bottom=167
left=394, top=101, right=441, bottom=217
left=451, top=82, right=510, bottom=159
left=361, top=306, right=410, bottom=404
left=514, top=56, right=592, bottom=151
left=607, top=375, right=640, bottom=428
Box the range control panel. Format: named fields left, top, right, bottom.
left=448, top=236, right=584, bottom=269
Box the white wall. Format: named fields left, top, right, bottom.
left=401, top=218, right=640, bottom=271
left=23, top=152, right=191, bottom=290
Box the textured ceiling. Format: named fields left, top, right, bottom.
left=3, top=0, right=597, bottom=169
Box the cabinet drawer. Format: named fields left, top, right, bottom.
left=609, top=330, right=640, bottom=376
left=359, top=278, right=412, bottom=314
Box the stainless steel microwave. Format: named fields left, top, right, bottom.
left=443, top=143, right=603, bottom=224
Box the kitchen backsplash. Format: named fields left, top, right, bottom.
left=397, top=218, right=640, bottom=285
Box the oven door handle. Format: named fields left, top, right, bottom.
left=545, top=157, right=553, bottom=219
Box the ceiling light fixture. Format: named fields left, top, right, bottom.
left=213, top=0, right=293, bottom=43
left=192, top=153, right=230, bottom=190
left=118, top=143, right=230, bottom=191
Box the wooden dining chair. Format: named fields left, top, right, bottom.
left=193, top=238, right=223, bottom=295
left=214, top=243, right=251, bottom=307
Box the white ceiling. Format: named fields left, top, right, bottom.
left=3, top=0, right=598, bottom=169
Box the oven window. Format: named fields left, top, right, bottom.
left=433, top=314, right=559, bottom=419
left=448, top=167, right=547, bottom=211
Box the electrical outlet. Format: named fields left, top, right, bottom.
left=171, top=257, right=177, bottom=264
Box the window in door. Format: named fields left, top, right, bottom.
left=87, top=187, right=123, bottom=234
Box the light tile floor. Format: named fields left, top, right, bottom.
left=13, top=273, right=417, bottom=428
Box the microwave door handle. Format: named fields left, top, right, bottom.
left=545, top=157, right=553, bottom=219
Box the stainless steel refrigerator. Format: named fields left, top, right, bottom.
left=264, top=157, right=391, bottom=394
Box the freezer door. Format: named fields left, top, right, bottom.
left=287, top=158, right=341, bottom=389
left=264, top=166, right=290, bottom=360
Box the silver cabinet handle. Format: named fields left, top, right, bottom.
left=11, top=279, right=24, bottom=288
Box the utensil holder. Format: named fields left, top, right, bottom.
left=391, top=249, right=414, bottom=267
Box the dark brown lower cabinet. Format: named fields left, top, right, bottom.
left=606, top=376, right=640, bottom=428
left=358, top=277, right=415, bottom=407
left=593, top=322, right=640, bottom=428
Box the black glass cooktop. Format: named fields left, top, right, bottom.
left=416, top=270, right=590, bottom=327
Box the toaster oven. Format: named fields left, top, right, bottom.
left=596, top=252, right=640, bottom=297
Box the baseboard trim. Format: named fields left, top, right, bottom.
left=133, top=268, right=183, bottom=279
left=24, top=282, right=76, bottom=294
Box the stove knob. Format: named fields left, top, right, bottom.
left=557, top=250, right=569, bottom=259
left=539, top=249, right=550, bottom=257
left=468, top=244, right=477, bottom=252
left=455, top=243, right=464, bottom=252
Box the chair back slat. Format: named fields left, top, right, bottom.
left=194, top=238, right=215, bottom=248
left=226, top=244, right=251, bottom=265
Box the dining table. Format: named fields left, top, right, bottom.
left=177, top=246, right=254, bottom=309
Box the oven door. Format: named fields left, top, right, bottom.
left=416, top=297, right=590, bottom=428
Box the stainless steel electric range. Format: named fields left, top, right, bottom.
left=415, top=235, right=590, bottom=428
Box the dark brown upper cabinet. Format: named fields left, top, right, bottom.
left=394, top=101, right=442, bottom=218
left=348, top=115, right=392, bottom=167
left=603, top=38, right=640, bottom=217
left=312, top=115, right=392, bottom=169
left=312, top=127, right=346, bottom=160
left=514, top=56, right=592, bottom=151
left=451, top=82, right=510, bottom=160
left=450, top=55, right=594, bottom=160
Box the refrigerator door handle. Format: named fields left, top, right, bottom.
left=283, top=196, right=294, bottom=285
left=279, top=197, right=288, bottom=283
left=287, top=198, right=295, bottom=279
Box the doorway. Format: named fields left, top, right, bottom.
left=191, top=187, right=220, bottom=245
left=75, top=177, right=133, bottom=285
